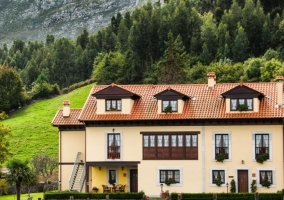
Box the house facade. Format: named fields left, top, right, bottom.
left=52, top=73, right=284, bottom=196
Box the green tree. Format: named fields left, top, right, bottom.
left=242, top=58, right=263, bottom=82
left=0, top=179, right=9, bottom=195
left=232, top=23, right=249, bottom=62
left=241, top=0, right=265, bottom=56
left=157, top=32, right=188, bottom=84
left=129, top=7, right=153, bottom=82
left=76, top=28, right=89, bottom=49
left=200, top=12, right=218, bottom=64
left=260, top=59, right=283, bottom=82
left=0, top=65, right=26, bottom=112
left=31, top=153, right=57, bottom=193
left=92, top=51, right=126, bottom=84
left=0, top=121, right=11, bottom=164
left=46, top=35, right=55, bottom=45
left=6, top=159, right=30, bottom=200
left=51, top=38, right=76, bottom=88
left=117, top=20, right=130, bottom=53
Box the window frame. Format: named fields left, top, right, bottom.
left=107, top=133, right=121, bottom=160
left=230, top=98, right=253, bottom=111
left=159, top=170, right=180, bottom=184
left=162, top=100, right=178, bottom=112
left=106, top=99, right=122, bottom=111
left=252, top=131, right=272, bottom=162
left=212, top=132, right=231, bottom=161
left=255, top=134, right=269, bottom=159
left=142, top=132, right=199, bottom=160
left=212, top=170, right=225, bottom=184
left=157, top=167, right=182, bottom=186
left=107, top=169, right=117, bottom=184
left=215, top=134, right=229, bottom=159
left=210, top=167, right=227, bottom=187
left=256, top=168, right=275, bottom=188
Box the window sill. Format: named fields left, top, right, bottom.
left=213, top=159, right=231, bottom=162
left=257, top=184, right=275, bottom=188
left=210, top=184, right=226, bottom=187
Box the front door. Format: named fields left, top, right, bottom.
left=130, top=169, right=138, bottom=192
left=238, top=170, right=248, bottom=192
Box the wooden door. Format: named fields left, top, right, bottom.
left=238, top=170, right=248, bottom=192
left=130, top=169, right=138, bottom=192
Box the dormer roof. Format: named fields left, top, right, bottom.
left=221, top=83, right=264, bottom=99
left=154, top=86, right=190, bottom=100
left=92, top=83, right=140, bottom=100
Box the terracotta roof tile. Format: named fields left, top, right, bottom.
left=74, top=82, right=284, bottom=122
left=52, top=109, right=83, bottom=126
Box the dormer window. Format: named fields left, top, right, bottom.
left=230, top=98, right=253, bottom=111
left=162, top=100, right=177, bottom=112
left=106, top=99, right=122, bottom=111
left=154, top=87, right=189, bottom=114
left=222, top=84, right=264, bottom=113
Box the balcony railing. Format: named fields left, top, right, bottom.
left=108, top=146, right=120, bottom=159
left=215, top=147, right=228, bottom=159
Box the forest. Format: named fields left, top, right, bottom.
left=0, top=0, right=284, bottom=113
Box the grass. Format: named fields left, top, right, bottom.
left=0, top=193, right=44, bottom=200
left=1, top=84, right=94, bottom=165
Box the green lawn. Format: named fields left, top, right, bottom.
left=0, top=193, right=44, bottom=200
left=1, top=84, right=94, bottom=164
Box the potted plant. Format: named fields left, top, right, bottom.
left=164, top=105, right=172, bottom=113
left=256, top=153, right=268, bottom=164
left=261, top=178, right=271, bottom=188
left=250, top=180, right=257, bottom=192
left=92, top=186, right=99, bottom=193
left=230, top=179, right=236, bottom=193
left=214, top=179, right=223, bottom=186
left=237, top=104, right=248, bottom=111
left=164, top=178, right=176, bottom=186
left=160, top=190, right=169, bottom=198
left=216, top=153, right=226, bottom=162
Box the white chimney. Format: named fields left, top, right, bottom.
left=63, top=100, right=70, bottom=117
left=276, top=76, right=283, bottom=106
left=207, top=72, right=216, bottom=88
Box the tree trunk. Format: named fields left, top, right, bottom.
left=16, top=183, right=21, bottom=200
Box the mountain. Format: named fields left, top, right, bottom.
left=0, top=0, right=155, bottom=46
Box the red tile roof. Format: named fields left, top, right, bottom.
left=73, top=82, right=284, bottom=122
left=52, top=109, right=83, bottom=126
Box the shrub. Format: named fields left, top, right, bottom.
left=230, top=179, right=236, bottom=193
left=216, top=153, right=226, bottom=162
left=261, top=178, right=271, bottom=188
left=256, top=153, right=268, bottom=164
left=251, top=179, right=257, bottom=192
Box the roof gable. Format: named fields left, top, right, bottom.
left=93, top=84, right=140, bottom=100
left=221, top=84, right=264, bottom=99
left=154, top=87, right=190, bottom=100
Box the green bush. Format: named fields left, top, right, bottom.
left=61, top=78, right=96, bottom=94
left=44, top=191, right=145, bottom=199
left=170, top=192, right=282, bottom=200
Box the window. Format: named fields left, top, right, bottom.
left=255, top=134, right=269, bottom=159
left=142, top=132, right=198, bottom=160
left=108, top=170, right=117, bottom=184
left=162, top=100, right=177, bottom=112
left=212, top=170, right=225, bottom=184
left=108, top=134, right=120, bottom=159
left=160, top=170, right=180, bottom=184
left=106, top=99, right=121, bottom=111
left=259, top=170, right=272, bottom=184
left=215, top=134, right=229, bottom=159
left=230, top=98, right=253, bottom=111
left=212, top=132, right=231, bottom=161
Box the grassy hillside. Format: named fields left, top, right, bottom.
left=1, top=84, right=94, bottom=164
